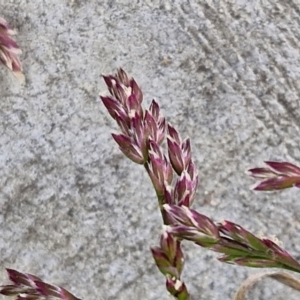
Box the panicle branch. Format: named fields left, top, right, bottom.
left=0, top=269, right=81, bottom=300
left=0, top=17, right=24, bottom=82
left=151, top=231, right=189, bottom=300
left=248, top=161, right=300, bottom=191
left=164, top=204, right=300, bottom=273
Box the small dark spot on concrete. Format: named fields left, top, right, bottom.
left=68, top=208, right=74, bottom=217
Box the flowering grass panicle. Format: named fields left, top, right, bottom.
left=2, top=68, right=300, bottom=300
left=100, top=69, right=300, bottom=299
left=100, top=69, right=194, bottom=299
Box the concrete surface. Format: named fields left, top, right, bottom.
left=1, top=1, right=300, bottom=299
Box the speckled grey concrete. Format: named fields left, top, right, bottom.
left=1, top=1, right=300, bottom=299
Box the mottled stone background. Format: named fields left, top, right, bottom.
left=1, top=1, right=300, bottom=299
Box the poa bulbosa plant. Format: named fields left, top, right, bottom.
left=1, top=17, right=300, bottom=300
